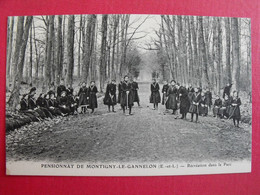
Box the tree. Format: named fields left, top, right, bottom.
left=66, top=15, right=75, bottom=86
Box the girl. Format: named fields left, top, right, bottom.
left=178, top=85, right=190, bottom=119
left=199, top=92, right=208, bottom=116
left=229, top=91, right=242, bottom=127
left=78, top=82, right=89, bottom=114
left=161, top=80, right=169, bottom=109
left=120, top=76, right=134, bottom=115
left=104, top=80, right=117, bottom=112
left=189, top=87, right=201, bottom=123
left=150, top=78, right=161, bottom=110
left=166, top=80, right=178, bottom=114
left=88, top=81, right=98, bottom=113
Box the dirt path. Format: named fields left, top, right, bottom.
left=6, top=83, right=251, bottom=163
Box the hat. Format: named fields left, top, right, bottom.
left=29, top=87, right=36, bottom=94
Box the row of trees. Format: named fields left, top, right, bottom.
left=150, top=15, right=251, bottom=94
left=6, top=14, right=144, bottom=110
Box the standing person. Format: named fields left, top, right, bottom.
left=229, top=91, right=242, bottom=127
left=150, top=78, right=161, bottom=110
left=132, top=78, right=141, bottom=107
left=88, top=81, right=98, bottom=113
left=213, top=95, right=222, bottom=117
left=117, top=78, right=124, bottom=105
left=223, top=83, right=233, bottom=98
left=104, top=80, right=117, bottom=112
left=178, top=85, right=190, bottom=119
left=199, top=92, right=208, bottom=116
left=189, top=87, right=201, bottom=123
left=166, top=80, right=178, bottom=114
left=67, top=84, right=74, bottom=96
left=78, top=82, right=89, bottom=114
left=205, top=88, right=212, bottom=110
left=161, top=80, right=169, bottom=109
left=57, top=79, right=67, bottom=97
left=120, top=75, right=134, bottom=115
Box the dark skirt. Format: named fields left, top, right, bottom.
left=132, top=90, right=139, bottom=102
left=59, top=106, right=71, bottom=114
left=219, top=107, right=230, bottom=118
left=162, top=93, right=167, bottom=105
left=189, top=103, right=200, bottom=114
left=199, top=105, right=208, bottom=116
left=88, top=93, right=98, bottom=109
left=104, top=94, right=117, bottom=106
left=229, top=105, right=241, bottom=120
left=180, top=97, right=190, bottom=114
left=150, top=91, right=161, bottom=104
left=166, top=94, right=177, bottom=110
left=120, top=92, right=134, bottom=107
left=78, top=93, right=88, bottom=106
left=213, top=106, right=220, bottom=116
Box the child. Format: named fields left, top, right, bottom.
left=104, top=80, right=117, bottom=112
left=78, top=82, right=89, bottom=114
left=229, top=91, right=241, bottom=127
left=88, top=81, right=98, bottom=113
left=189, top=87, right=201, bottom=123
left=150, top=78, right=161, bottom=110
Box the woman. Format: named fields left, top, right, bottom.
left=178, top=85, right=190, bottom=119
left=219, top=94, right=231, bottom=119
left=104, top=80, right=117, bottom=112
left=120, top=75, right=134, bottom=115
left=199, top=92, right=208, bottom=116
left=229, top=91, right=242, bottom=127
left=132, top=78, right=140, bottom=107
left=150, top=78, right=161, bottom=110
left=57, top=90, right=71, bottom=116
left=78, top=82, right=89, bottom=114
left=213, top=95, right=222, bottom=117
left=161, top=80, right=169, bottom=108
left=189, top=87, right=201, bottom=123
left=166, top=80, right=178, bottom=114
left=88, top=81, right=98, bottom=113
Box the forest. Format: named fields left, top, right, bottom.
left=5, top=14, right=251, bottom=110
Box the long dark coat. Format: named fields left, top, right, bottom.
left=117, top=82, right=123, bottom=104
left=88, top=86, right=98, bottom=109
left=120, top=81, right=134, bottom=107
left=150, top=82, right=161, bottom=104
left=161, top=84, right=169, bottom=105
left=104, top=83, right=117, bottom=105
left=229, top=97, right=241, bottom=120
left=165, top=85, right=177, bottom=110
left=213, top=99, right=222, bottom=116
left=189, top=92, right=201, bottom=114
left=199, top=96, right=208, bottom=115
left=20, top=98, right=28, bottom=111
left=132, top=81, right=140, bottom=102
left=78, top=86, right=89, bottom=106
left=28, top=95, right=37, bottom=110
left=205, top=91, right=212, bottom=107
left=178, top=86, right=190, bottom=114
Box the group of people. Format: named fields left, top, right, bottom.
left=150, top=80, right=241, bottom=127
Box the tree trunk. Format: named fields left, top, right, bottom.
left=8, top=16, right=33, bottom=110
left=66, top=15, right=75, bottom=87
left=231, top=17, right=240, bottom=92
left=225, top=18, right=232, bottom=85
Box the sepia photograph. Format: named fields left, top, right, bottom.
left=5, top=14, right=252, bottom=176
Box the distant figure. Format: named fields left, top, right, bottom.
left=223, top=83, right=232, bottom=98
left=67, top=84, right=74, bottom=96
left=189, top=87, right=201, bottom=123
left=161, top=80, right=169, bottom=108
left=78, top=82, right=89, bottom=114
left=213, top=95, right=222, bottom=117
left=229, top=91, right=242, bottom=127
left=88, top=81, right=98, bottom=113
left=199, top=92, right=208, bottom=116
left=150, top=78, right=161, bottom=110
left=166, top=80, right=178, bottom=114
left=120, top=75, right=134, bottom=115
left=178, top=85, right=190, bottom=119
left=104, top=80, right=117, bottom=112
left=117, top=78, right=124, bottom=104
left=204, top=88, right=212, bottom=110
left=132, top=78, right=140, bottom=107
